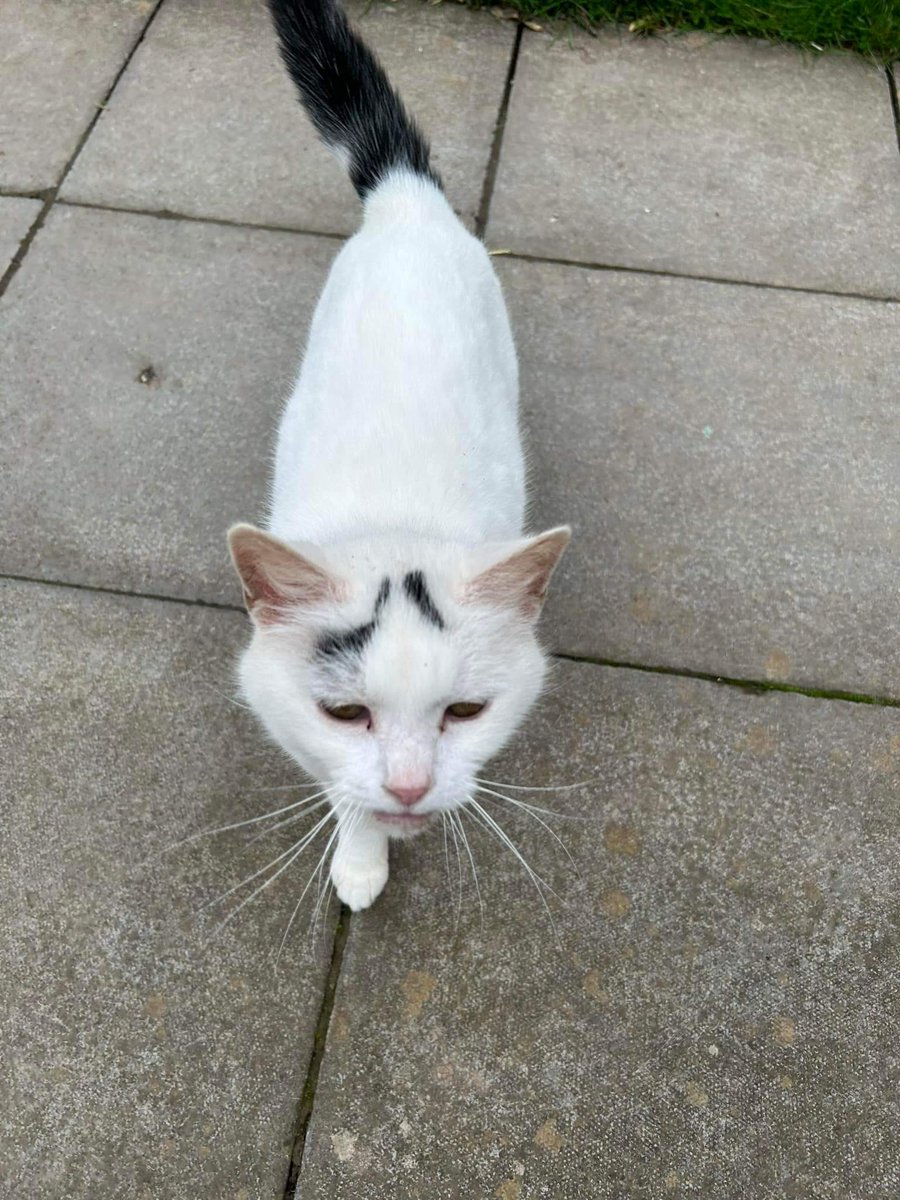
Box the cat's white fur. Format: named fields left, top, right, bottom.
left=230, top=170, right=569, bottom=911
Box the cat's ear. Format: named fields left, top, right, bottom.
left=227, top=524, right=343, bottom=626
left=464, top=526, right=571, bottom=621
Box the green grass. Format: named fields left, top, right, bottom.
left=499, top=0, right=900, bottom=61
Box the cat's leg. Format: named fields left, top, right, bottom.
left=330, top=810, right=389, bottom=911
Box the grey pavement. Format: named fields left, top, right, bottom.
left=0, top=0, right=153, bottom=193
left=0, top=580, right=335, bottom=1197
left=0, top=197, right=40, bottom=272
left=488, top=29, right=900, bottom=298
left=300, top=661, right=900, bottom=1198
left=501, top=256, right=900, bottom=696
left=1, top=3, right=899, bottom=1198
left=0, top=204, right=335, bottom=601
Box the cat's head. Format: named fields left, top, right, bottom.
left=228, top=524, right=570, bottom=835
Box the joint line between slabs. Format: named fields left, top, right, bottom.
left=281, top=906, right=351, bottom=1198
left=3, top=577, right=898, bottom=709
left=10, top=196, right=893, bottom=307
left=0, top=572, right=244, bottom=614
left=887, top=65, right=900, bottom=160
left=0, top=0, right=166, bottom=302
left=496, top=250, right=900, bottom=305
left=44, top=195, right=349, bottom=242
left=474, top=22, right=524, bottom=239
left=552, top=652, right=900, bottom=709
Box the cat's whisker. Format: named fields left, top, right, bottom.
left=208, top=810, right=338, bottom=945
left=313, top=802, right=362, bottom=932
left=475, top=775, right=594, bottom=794
left=465, top=798, right=561, bottom=940
left=303, top=851, right=337, bottom=951
left=245, top=798, right=332, bottom=847
left=445, top=807, right=465, bottom=933
left=275, top=811, right=345, bottom=968
left=157, top=786, right=337, bottom=858
left=251, top=781, right=330, bottom=793
left=298, top=800, right=362, bottom=955
left=468, top=798, right=559, bottom=899
left=203, top=809, right=334, bottom=917
left=475, top=786, right=580, bottom=876
left=475, top=784, right=584, bottom=822
left=201, top=683, right=253, bottom=712
left=440, top=813, right=452, bottom=884
left=451, top=809, right=483, bottom=929
left=308, top=825, right=337, bottom=936
left=310, top=877, right=336, bottom=947
left=310, top=857, right=335, bottom=940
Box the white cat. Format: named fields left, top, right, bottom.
left=228, top=0, right=570, bottom=911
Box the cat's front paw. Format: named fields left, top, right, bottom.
left=331, top=855, right=389, bottom=912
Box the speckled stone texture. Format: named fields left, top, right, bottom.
left=0, top=580, right=336, bottom=1197
left=295, top=660, right=900, bottom=1199
left=0, top=198, right=40, bottom=271
left=0, top=204, right=334, bottom=602
left=62, top=0, right=515, bottom=234
left=487, top=29, right=900, bottom=299
left=498, top=256, right=900, bottom=699
left=0, top=0, right=152, bottom=192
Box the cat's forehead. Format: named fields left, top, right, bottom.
left=314, top=568, right=462, bottom=701
left=364, top=611, right=458, bottom=705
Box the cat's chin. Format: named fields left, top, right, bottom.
left=372, top=810, right=435, bottom=839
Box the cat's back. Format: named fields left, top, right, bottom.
left=270, top=170, right=524, bottom=545
left=305, top=173, right=515, bottom=404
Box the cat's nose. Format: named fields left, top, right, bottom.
left=384, top=778, right=432, bottom=808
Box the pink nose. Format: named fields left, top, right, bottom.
left=384, top=781, right=431, bottom=808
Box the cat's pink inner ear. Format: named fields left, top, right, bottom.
left=227, top=524, right=339, bottom=625
left=465, top=526, right=571, bottom=620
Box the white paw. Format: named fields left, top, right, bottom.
left=330, top=855, right=389, bottom=912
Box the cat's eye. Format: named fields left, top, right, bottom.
left=445, top=701, right=487, bottom=721
left=321, top=703, right=370, bottom=723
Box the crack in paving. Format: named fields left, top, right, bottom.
left=0, top=0, right=166, bottom=303
left=553, top=651, right=900, bottom=709
left=475, top=22, right=524, bottom=239
left=281, top=906, right=351, bottom=1199
left=48, top=195, right=349, bottom=243
left=498, top=249, right=900, bottom=305
left=0, top=187, right=55, bottom=203
left=0, top=572, right=244, bottom=614
left=888, top=65, right=900, bottom=159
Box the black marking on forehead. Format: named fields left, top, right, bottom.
left=373, top=577, right=391, bottom=613
left=316, top=576, right=391, bottom=660
left=316, top=621, right=375, bottom=660
left=403, top=570, right=445, bottom=630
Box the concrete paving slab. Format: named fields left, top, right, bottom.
left=0, top=204, right=335, bottom=602
left=0, top=197, right=40, bottom=271
left=296, top=660, right=900, bottom=1199
left=488, top=30, right=900, bottom=299
left=0, top=0, right=152, bottom=193
left=0, top=579, right=336, bottom=1197
left=498, top=256, right=900, bottom=698
left=62, top=0, right=514, bottom=233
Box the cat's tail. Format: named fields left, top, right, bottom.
left=267, top=0, right=441, bottom=200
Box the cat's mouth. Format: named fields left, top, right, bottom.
left=373, top=810, right=433, bottom=831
